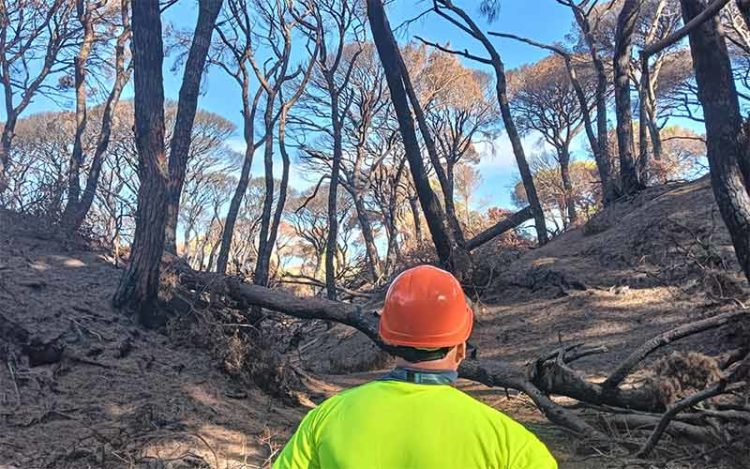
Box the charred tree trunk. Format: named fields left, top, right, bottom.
left=408, top=193, right=423, bottom=246
left=0, top=122, right=12, bottom=198
left=263, top=108, right=293, bottom=275
left=638, top=57, right=663, bottom=184
left=352, top=190, right=382, bottom=281
left=349, top=106, right=383, bottom=282
left=493, top=66, right=548, bottom=244
left=255, top=95, right=279, bottom=287
left=614, top=0, right=644, bottom=196
left=325, top=95, right=342, bottom=300
left=62, top=0, right=95, bottom=225
left=112, top=0, right=168, bottom=327
left=465, top=206, right=533, bottom=251
left=62, top=0, right=131, bottom=232
left=164, top=0, right=223, bottom=254
left=682, top=0, right=750, bottom=281
left=561, top=56, right=612, bottom=205
left=443, top=162, right=466, bottom=245
left=367, top=0, right=459, bottom=269
left=559, top=146, right=577, bottom=226
left=216, top=86, right=262, bottom=274
left=570, top=8, right=619, bottom=205
left=396, top=50, right=466, bottom=249
left=206, top=236, right=220, bottom=272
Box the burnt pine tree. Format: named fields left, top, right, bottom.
left=61, top=0, right=98, bottom=228
left=681, top=0, right=750, bottom=281
left=61, top=0, right=132, bottom=232
left=114, top=0, right=223, bottom=325
left=254, top=2, right=320, bottom=291
left=213, top=0, right=266, bottom=275
left=556, top=0, right=619, bottom=204
left=164, top=0, right=224, bottom=254
left=614, top=0, right=646, bottom=195
left=112, top=0, right=169, bottom=324
left=366, top=0, right=459, bottom=270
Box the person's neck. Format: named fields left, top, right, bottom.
left=395, top=358, right=458, bottom=372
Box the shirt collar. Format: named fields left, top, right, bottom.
left=379, top=366, right=459, bottom=385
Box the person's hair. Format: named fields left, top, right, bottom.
left=390, top=346, right=452, bottom=363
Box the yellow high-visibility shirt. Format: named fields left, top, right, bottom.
left=273, top=380, right=558, bottom=469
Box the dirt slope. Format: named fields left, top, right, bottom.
left=1, top=178, right=748, bottom=468
left=0, top=211, right=305, bottom=468
left=476, top=177, right=745, bottom=376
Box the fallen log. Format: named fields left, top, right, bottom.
left=174, top=260, right=747, bottom=444
left=466, top=206, right=533, bottom=251
left=176, top=263, right=614, bottom=436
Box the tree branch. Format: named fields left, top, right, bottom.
left=466, top=206, right=533, bottom=251
left=413, top=36, right=493, bottom=64
left=602, top=310, right=747, bottom=389
left=642, top=0, right=731, bottom=58
left=487, top=31, right=568, bottom=56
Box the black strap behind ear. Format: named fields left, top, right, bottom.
left=390, top=346, right=451, bottom=363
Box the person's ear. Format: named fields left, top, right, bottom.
left=454, top=342, right=467, bottom=363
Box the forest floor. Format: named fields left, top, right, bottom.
left=1, top=177, right=748, bottom=468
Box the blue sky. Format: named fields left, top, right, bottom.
left=5, top=1, right=604, bottom=210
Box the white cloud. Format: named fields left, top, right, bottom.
left=474, top=132, right=553, bottom=173
left=226, top=136, right=246, bottom=154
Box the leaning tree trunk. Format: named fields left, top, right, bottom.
left=216, top=84, right=262, bottom=274
left=682, top=0, right=750, bottom=282
left=614, top=0, right=644, bottom=196
left=164, top=0, right=223, bottom=255
left=434, top=0, right=548, bottom=244
left=112, top=0, right=168, bottom=327
left=492, top=64, right=549, bottom=244
left=367, top=0, right=459, bottom=270
left=396, top=51, right=467, bottom=249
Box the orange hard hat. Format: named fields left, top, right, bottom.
left=379, top=265, right=473, bottom=348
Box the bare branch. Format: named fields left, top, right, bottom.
left=414, top=36, right=492, bottom=64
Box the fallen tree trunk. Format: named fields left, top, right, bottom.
left=174, top=260, right=750, bottom=452
left=466, top=206, right=533, bottom=251
left=177, top=261, right=734, bottom=436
